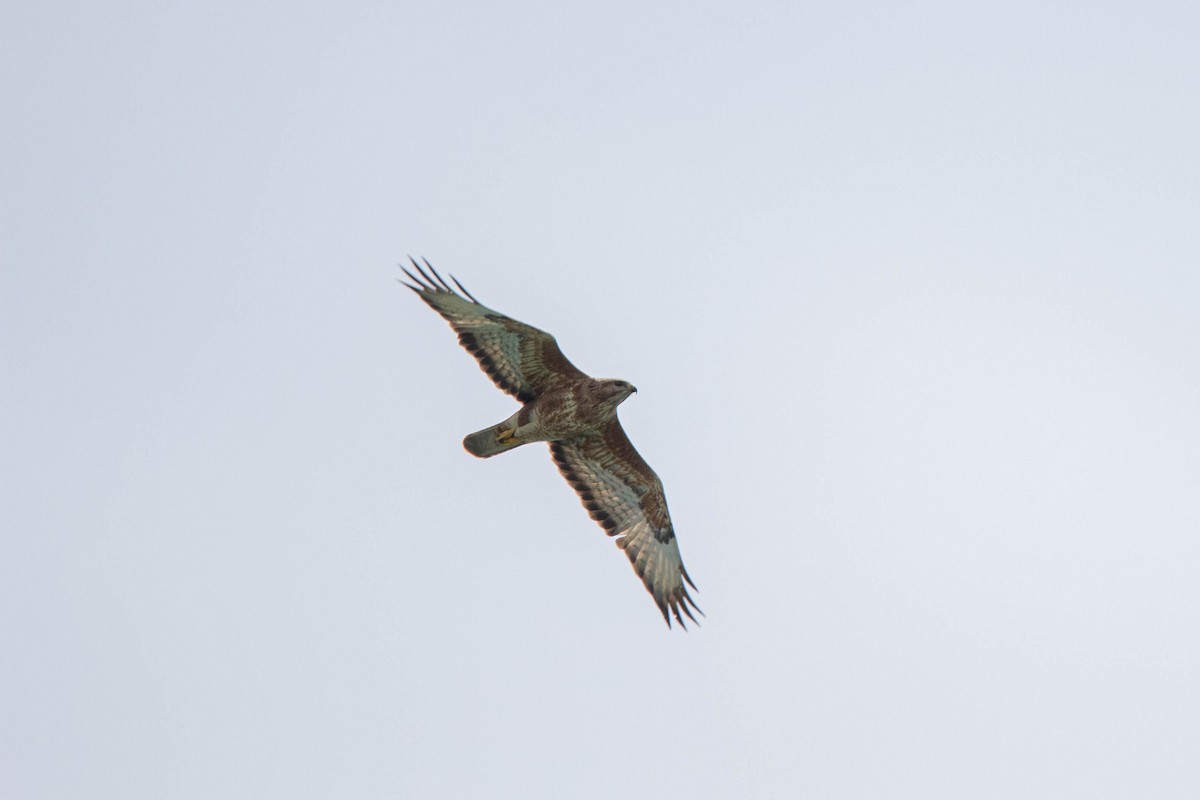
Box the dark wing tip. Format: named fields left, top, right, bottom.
left=450, top=274, right=480, bottom=303
left=401, top=262, right=434, bottom=292
left=423, top=260, right=455, bottom=293
left=402, top=258, right=480, bottom=305
left=413, top=259, right=439, bottom=290
left=673, top=603, right=688, bottom=631
left=681, top=564, right=699, bottom=592
left=680, top=594, right=700, bottom=625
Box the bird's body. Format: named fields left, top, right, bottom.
left=401, top=259, right=701, bottom=629
left=463, top=378, right=635, bottom=458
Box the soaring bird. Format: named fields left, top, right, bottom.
left=401, top=259, right=701, bottom=629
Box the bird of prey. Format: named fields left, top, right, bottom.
left=401, top=258, right=701, bottom=629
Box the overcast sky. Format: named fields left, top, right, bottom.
left=3, top=2, right=1198, bottom=798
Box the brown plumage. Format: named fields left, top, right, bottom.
left=401, top=258, right=701, bottom=629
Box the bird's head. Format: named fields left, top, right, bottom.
left=596, top=378, right=637, bottom=407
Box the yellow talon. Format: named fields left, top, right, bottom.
left=497, top=429, right=516, bottom=443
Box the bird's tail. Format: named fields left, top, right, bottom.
left=463, top=421, right=526, bottom=458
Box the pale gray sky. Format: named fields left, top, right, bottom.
left=3, top=2, right=1198, bottom=798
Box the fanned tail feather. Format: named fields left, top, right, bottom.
left=463, top=423, right=524, bottom=458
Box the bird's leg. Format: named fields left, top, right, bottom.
left=496, top=428, right=519, bottom=445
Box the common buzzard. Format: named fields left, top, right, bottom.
left=402, top=258, right=701, bottom=629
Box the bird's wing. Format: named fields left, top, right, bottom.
left=401, top=258, right=588, bottom=401
left=550, top=420, right=701, bottom=629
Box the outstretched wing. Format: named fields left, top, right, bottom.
left=401, top=258, right=588, bottom=401
left=550, top=420, right=701, bottom=629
